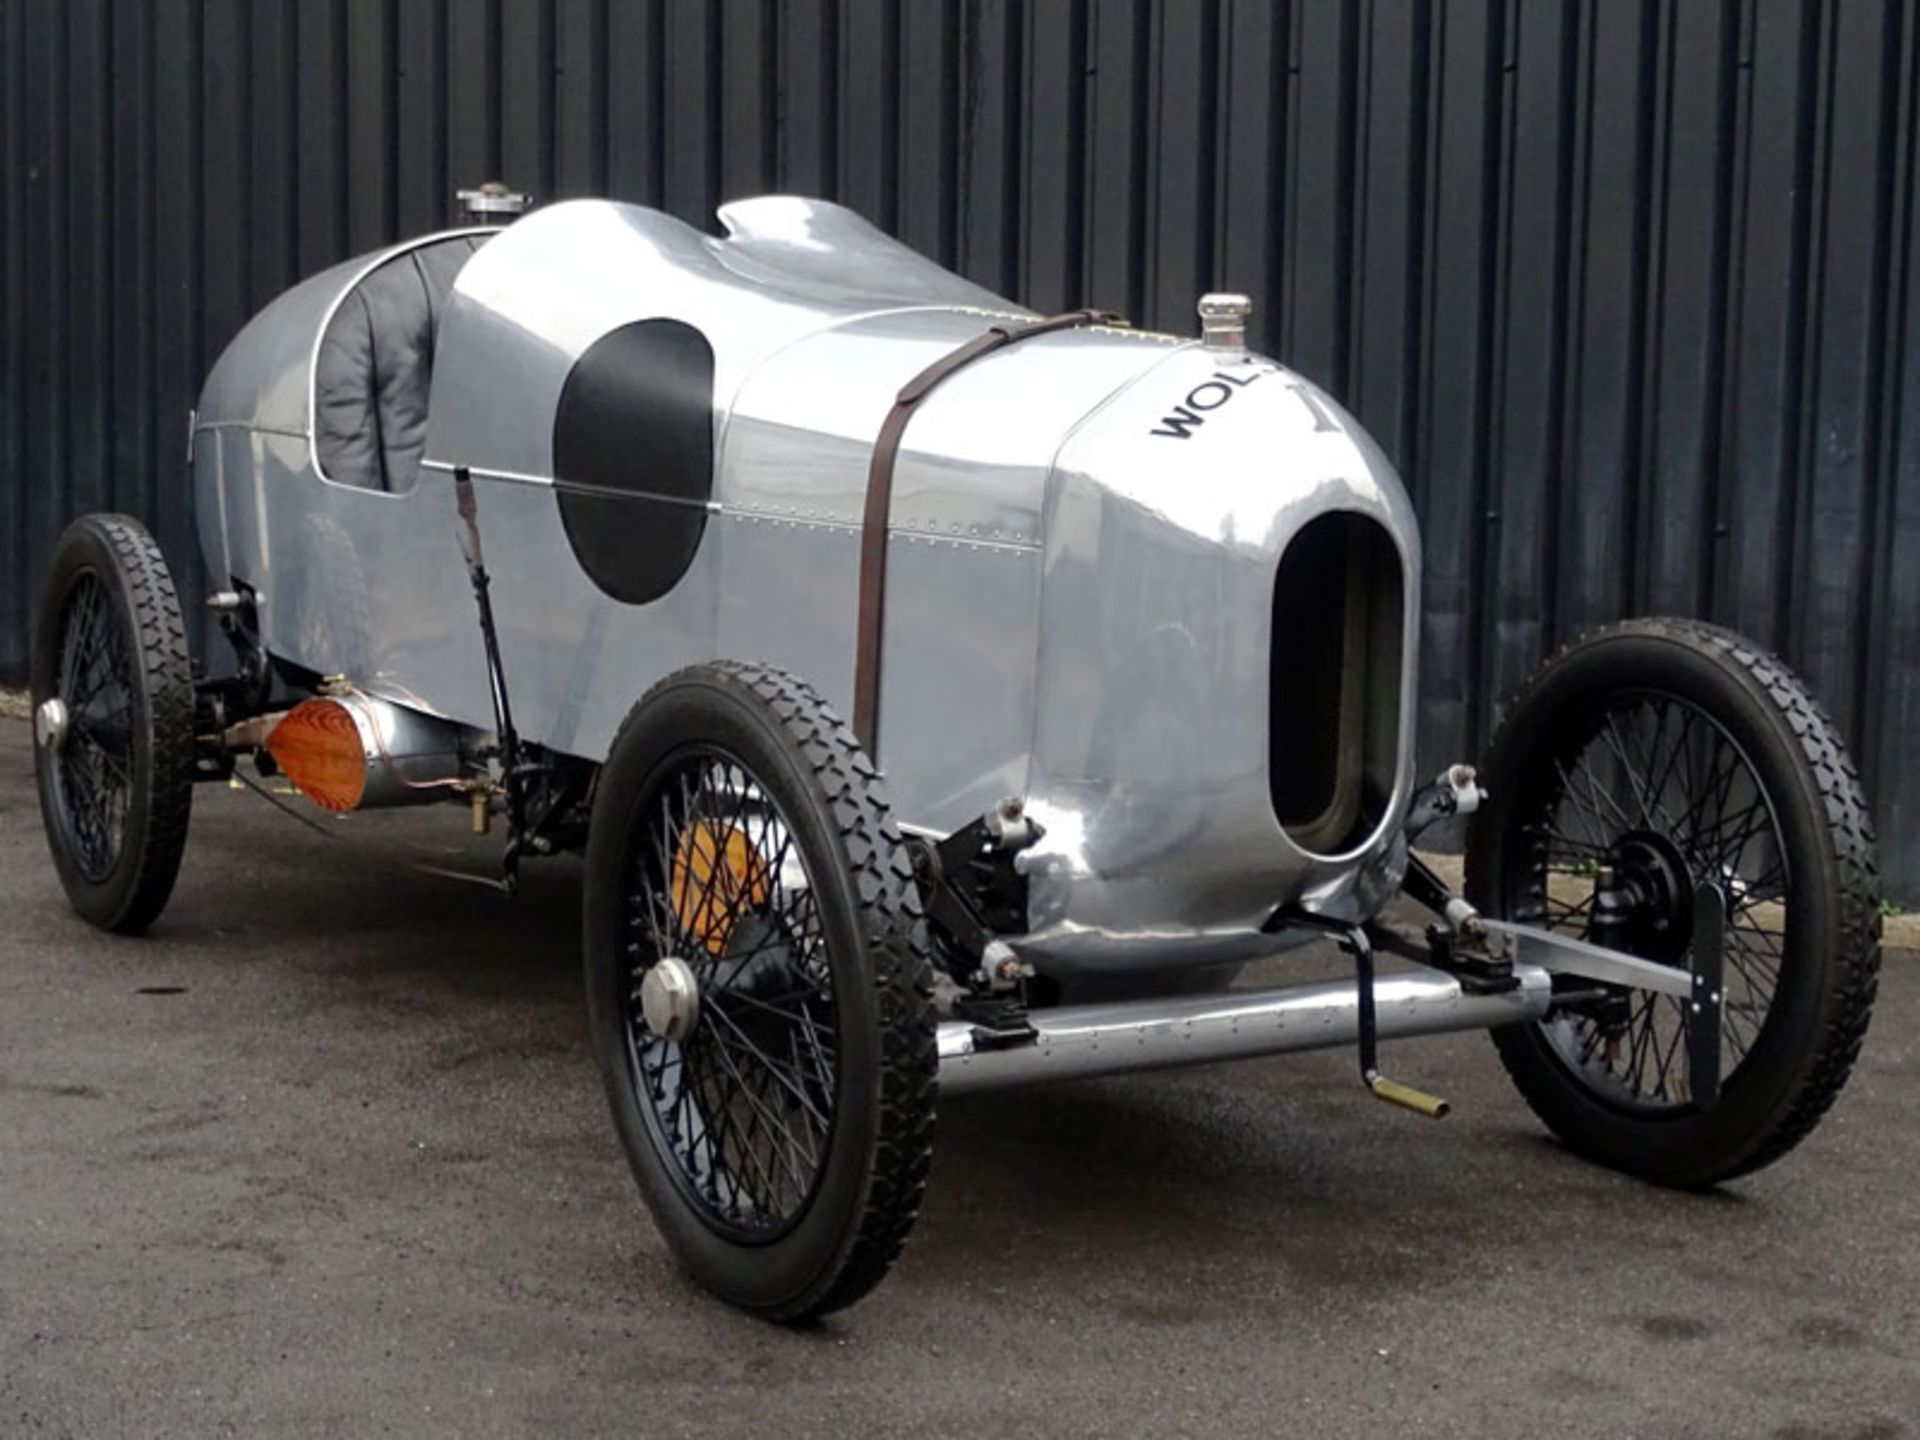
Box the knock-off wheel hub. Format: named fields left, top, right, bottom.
left=1600, top=830, right=1697, bottom=965
left=34, top=697, right=70, bottom=754
left=640, top=955, right=701, bottom=1042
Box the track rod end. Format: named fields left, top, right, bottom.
left=1368, top=1075, right=1451, bottom=1120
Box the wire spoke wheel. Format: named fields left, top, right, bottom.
left=584, top=662, right=935, bottom=1321
left=1518, top=693, right=1787, bottom=1109
left=625, top=750, right=839, bottom=1239
left=47, top=573, right=138, bottom=881
left=31, top=514, right=194, bottom=933
left=1467, top=619, right=1880, bottom=1187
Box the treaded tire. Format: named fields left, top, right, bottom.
left=31, top=513, right=195, bottom=934
left=583, top=661, right=936, bottom=1321
left=1467, top=618, right=1880, bottom=1187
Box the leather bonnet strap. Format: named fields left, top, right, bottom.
left=853, top=308, right=1124, bottom=752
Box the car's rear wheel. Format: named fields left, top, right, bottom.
left=31, top=514, right=195, bottom=933
left=1467, top=618, right=1879, bottom=1186
left=583, top=662, right=936, bottom=1321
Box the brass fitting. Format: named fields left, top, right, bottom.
left=1368, top=1075, right=1451, bottom=1119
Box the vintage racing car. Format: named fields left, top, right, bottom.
left=29, top=195, right=1881, bottom=1320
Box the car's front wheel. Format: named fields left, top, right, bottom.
left=1467, top=618, right=1880, bottom=1187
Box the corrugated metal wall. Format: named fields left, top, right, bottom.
left=3, top=0, right=1917, bottom=894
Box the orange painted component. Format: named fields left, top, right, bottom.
left=266, top=698, right=368, bottom=811
left=671, top=821, right=772, bottom=955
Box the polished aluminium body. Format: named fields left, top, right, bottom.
left=192, top=196, right=1420, bottom=976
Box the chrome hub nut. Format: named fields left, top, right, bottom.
left=33, top=697, right=70, bottom=754
left=640, top=955, right=700, bottom=1043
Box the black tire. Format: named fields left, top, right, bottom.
left=1466, top=618, right=1880, bottom=1187
left=31, top=514, right=195, bottom=933
left=583, top=661, right=936, bottom=1321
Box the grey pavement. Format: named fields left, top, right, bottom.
left=1, top=719, right=1915, bottom=1439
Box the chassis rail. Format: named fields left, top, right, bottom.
left=936, top=962, right=1552, bottom=1096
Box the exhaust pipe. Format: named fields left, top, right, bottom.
left=266, top=692, right=470, bottom=811
left=936, top=963, right=1551, bottom=1096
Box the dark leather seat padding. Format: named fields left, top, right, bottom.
left=313, top=235, right=488, bottom=492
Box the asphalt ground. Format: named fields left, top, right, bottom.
left=1, top=717, right=1916, bottom=1439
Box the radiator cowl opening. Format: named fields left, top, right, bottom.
left=1269, top=512, right=1404, bottom=854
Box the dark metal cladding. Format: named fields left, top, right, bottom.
left=2, top=1, right=1917, bottom=896
left=552, top=319, right=716, bottom=607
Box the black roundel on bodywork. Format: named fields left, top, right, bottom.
left=553, top=319, right=716, bottom=605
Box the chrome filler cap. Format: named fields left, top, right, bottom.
left=1197, top=292, right=1251, bottom=353
left=456, top=181, right=532, bottom=222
